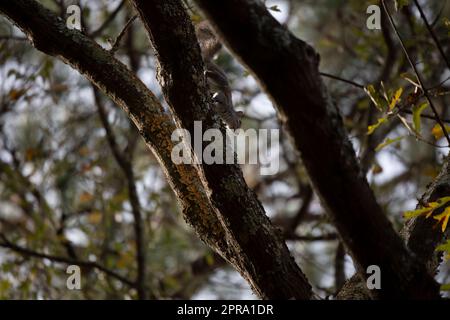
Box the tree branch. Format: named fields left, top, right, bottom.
left=382, top=0, right=450, bottom=146
left=89, top=0, right=126, bottom=38
left=338, top=153, right=450, bottom=299
left=413, top=0, right=450, bottom=70
left=0, top=235, right=135, bottom=287
left=194, top=0, right=439, bottom=299
left=401, top=153, right=450, bottom=273
left=0, top=0, right=229, bottom=269
left=109, top=14, right=137, bottom=54
left=130, top=0, right=313, bottom=300
left=93, top=88, right=147, bottom=300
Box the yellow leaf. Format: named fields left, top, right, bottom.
left=404, top=206, right=434, bottom=219
left=367, top=117, right=387, bottom=135
left=433, top=207, right=450, bottom=232
left=431, top=123, right=450, bottom=140
left=403, top=197, right=450, bottom=219
left=389, top=88, right=403, bottom=110
left=435, top=196, right=450, bottom=205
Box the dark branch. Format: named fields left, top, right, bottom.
left=89, top=0, right=126, bottom=38
left=195, top=0, right=440, bottom=299
left=0, top=235, right=135, bottom=287
left=382, top=0, right=450, bottom=146
left=130, top=0, right=313, bottom=300
left=413, top=0, right=450, bottom=70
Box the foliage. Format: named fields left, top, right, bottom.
left=0, top=0, right=449, bottom=299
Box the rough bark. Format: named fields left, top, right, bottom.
left=338, top=154, right=450, bottom=299
left=194, top=0, right=440, bottom=299
left=130, top=0, right=313, bottom=299
left=0, top=0, right=314, bottom=299
left=401, top=154, right=450, bottom=273
left=0, top=0, right=229, bottom=263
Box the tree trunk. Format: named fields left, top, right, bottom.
left=194, top=0, right=439, bottom=299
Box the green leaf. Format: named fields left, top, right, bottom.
left=367, top=117, right=387, bottom=135
left=375, top=136, right=404, bottom=152
left=412, top=102, right=428, bottom=133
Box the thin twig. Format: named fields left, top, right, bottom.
left=93, top=88, right=147, bottom=300
left=413, top=0, right=450, bottom=70
left=90, top=0, right=126, bottom=38
left=382, top=0, right=450, bottom=147
left=320, top=72, right=365, bottom=89
left=0, top=235, right=135, bottom=287
left=430, top=1, right=447, bottom=28
left=428, top=76, right=450, bottom=90
left=0, top=35, right=28, bottom=41
left=400, top=109, right=450, bottom=124
left=109, top=15, right=137, bottom=54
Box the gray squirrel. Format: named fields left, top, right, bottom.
left=195, top=21, right=243, bottom=129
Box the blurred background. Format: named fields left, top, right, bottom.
left=0, top=0, right=449, bottom=299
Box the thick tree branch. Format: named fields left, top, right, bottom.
left=89, top=0, right=126, bottom=38
left=130, top=0, right=313, bottom=300
left=194, top=0, right=439, bottom=299
left=401, top=153, right=450, bottom=273
left=0, top=0, right=230, bottom=267
left=338, top=154, right=450, bottom=299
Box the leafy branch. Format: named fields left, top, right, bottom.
left=382, top=0, right=450, bottom=146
